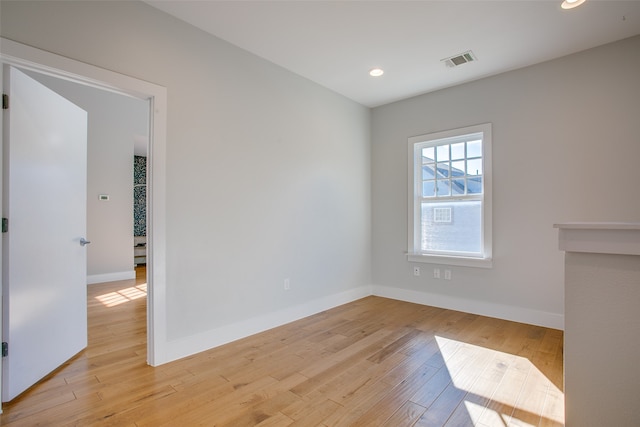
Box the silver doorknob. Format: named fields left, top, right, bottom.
left=80, top=238, right=91, bottom=246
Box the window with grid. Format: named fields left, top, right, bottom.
left=407, top=123, right=492, bottom=268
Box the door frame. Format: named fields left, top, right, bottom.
left=0, top=37, right=168, bottom=405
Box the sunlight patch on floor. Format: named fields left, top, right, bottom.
left=435, top=335, right=564, bottom=427
left=95, top=283, right=147, bottom=307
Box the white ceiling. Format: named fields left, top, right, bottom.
left=145, top=0, right=640, bottom=108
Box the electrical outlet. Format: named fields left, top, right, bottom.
left=284, top=278, right=290, bottom=290
left=413, top=266, right=420, bottom=276
left=444, top=269, right=452, bottom=280
left=433, top=268, right=441, bottom=279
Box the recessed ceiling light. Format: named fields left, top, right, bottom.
left=561, top=0, right=586, bottom=10
left=369, top=68, right=384, bottom=77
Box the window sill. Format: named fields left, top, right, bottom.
left=407, top=253, right=493, bottom=269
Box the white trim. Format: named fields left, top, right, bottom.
left=0, top=58, right=4, bottom=414
left=554, top=222, right=640, bottom=256
left=161, top=286, right=373, bottom=364
left=0, top=38, right=168, bottom=369
left=87, top=271, right=136, bottom=285
left=554, top=221, right=640, bottom=230
left=372, top=285, right=564, bottom=330
left=407, top=253, right=493, bottom=268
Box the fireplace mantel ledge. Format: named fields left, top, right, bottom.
left=554, top=222, right=640, bottom=256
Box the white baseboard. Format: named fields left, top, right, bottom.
left=372, top=285, right=564, bottom=330
left=160, top=285, right=373, bottom=365
left=157, top=283, right=563, bottom=365
left=87, top=270, right=136, bottom=285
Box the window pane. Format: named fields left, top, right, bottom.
left=422, top=180, right=435, bottom=197
left=452, top=178, right=466, bottom=195
left=436, top=162, right=449, bottom=178
left=451, top=142, right=465, bottom=160
left=467, top=176, right=482, bottom=194
left=451, top=160, right=465, bottom=177
left=436, top=144, right=449, bottom=161
left=421, top=200, right=482, bottom=254
left=422, top=164, right=436, bottom=180
left=422, top=147, right=435, bottom=163
left=467, top=158, right=483, bottom=176
left=433, top=207, right=452, bottom=223
left=467, top=140, right=482, bottom=158
left=436, top=179, right=451, bottom=196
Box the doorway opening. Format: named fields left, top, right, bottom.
left=0, top=37, right=168, bottom=405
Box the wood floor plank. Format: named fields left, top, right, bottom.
left=191, top=374, right=307, bottom=426
left=319, top=374, right=393, bottom=426
left=412, top=343, right=497, bottom=427
left=291, top=327, right=405, bottom=397
left=443, top=352, right=510, bottom=427
left=217, top=390, right=300, bottom=427
left=382, top=333, right=441, bottom=386
left=474, top=354, right=533, bottom=426
left=287, top=398, right=341, bottom=426
left=156, top=375, right=280, bottom=426
left=0, top=272, right=564, bottom=426
left=367, top=328, right=424, bottom=364
left=348, top=362, right=441, bottom=427
left=382, top=400, right=427, bottom=427
left=507, top=362, right=550, bottom=427
left=254, top=411, right=295, bottom=427
left=313, top=351, right=406, bottom=411
left=539, top=389, right=565, bottom=427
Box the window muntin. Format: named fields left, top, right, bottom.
left=408, top=124, right=492, bottom=267
left=420, top=135, right=483, bottom=199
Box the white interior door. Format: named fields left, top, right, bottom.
left=2, top=66, right=88, bottom=401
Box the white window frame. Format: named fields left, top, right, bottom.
left=407, top=123, right=492, bottom=268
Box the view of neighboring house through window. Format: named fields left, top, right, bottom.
left=408, top=123, right=492, bottom=268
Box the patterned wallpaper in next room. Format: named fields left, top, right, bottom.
left=134, top=155, right=146, bottom=236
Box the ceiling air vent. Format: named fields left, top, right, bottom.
left=442, top=50, right=477, bottom=68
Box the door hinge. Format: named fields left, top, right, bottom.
left=2, top=94, right=8, bottom=110
left=2, top=342, right=7, bottom=357
left=2, top=218, right=7, bottom=233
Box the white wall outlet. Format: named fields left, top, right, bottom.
left=444, top=269, right=452, bottom=280
left=433, top=268, right=440, bottom=279
left=284, top=278, right=290, bottom=290
left=413, top=266, right=420, bottom=276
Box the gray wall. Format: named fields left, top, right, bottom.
left=0, top=1, right=372, bottom=344
left=372, top=35, right=640, bottom=328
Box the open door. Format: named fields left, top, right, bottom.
left=2, top=66, right=88, bottom=401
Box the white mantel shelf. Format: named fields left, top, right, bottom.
left=554, top=222, right=640, bottom=256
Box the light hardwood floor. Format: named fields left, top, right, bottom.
left=0, top=269, right=564, bottom=426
